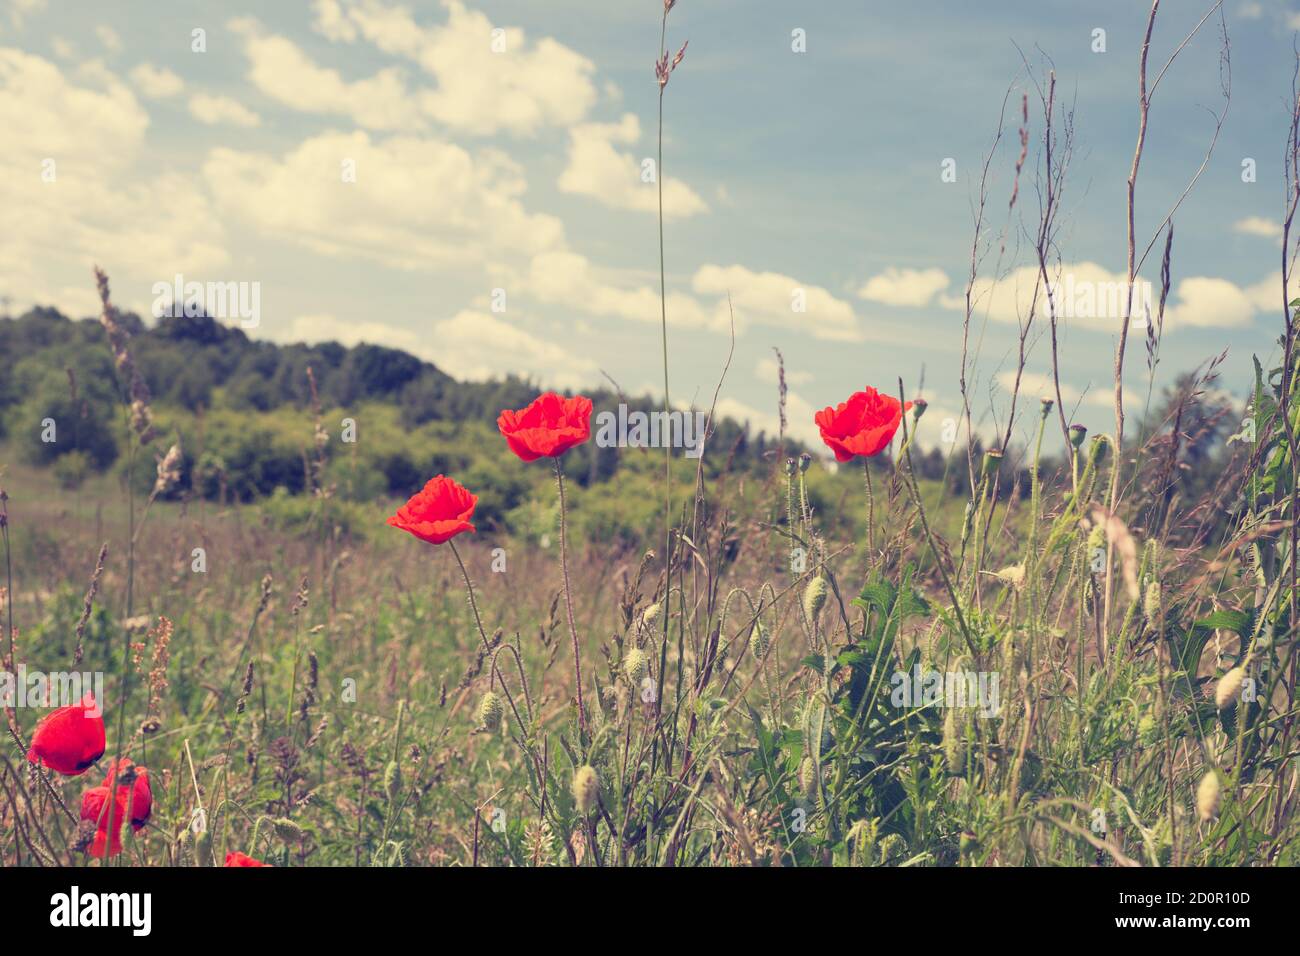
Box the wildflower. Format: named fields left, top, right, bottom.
left=26, top=693, right=106, bottom=776
left=623, top=647, right=649, bottom=687
left=572, top=765, right=599, bottom=815
left=1214, top=667, right=1245, bottom=710
left=386, top=475, right=477, bottom=545
left=496, top=392, right=593, bottom=462
left=814, top=387, right=912, bottom=461
left=476, top=690, right=504, bottom=731
left=803, top=575, right=828, bottom=621
left=224, top=851, right=270, bottom=867
left=102, top=758, right=152, bottom=831
left=79, top=786, right=126, bottom=858
left=1196, top=770, right=1221, bottom=822
left=994, top=563, right=1026, bottom=590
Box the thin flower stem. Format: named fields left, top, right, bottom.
left=449, top=539, right=491, bottom=654
left=553, top=458, right=587, bottom=732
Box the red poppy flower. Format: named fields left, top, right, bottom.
left=386, top=475, right=477, bottom=545
left=80, top=785, right=127, bottom=858
left=497, top=392, right=593, bottom=462
left=814, top=387, right=913, bottom=462
left=102, top=758, right=152, bottom=831
left=26, top=693, right=106, bottom=776
left=225, top=851, right=270, bottom=867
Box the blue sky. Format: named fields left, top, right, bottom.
left=2, top=0, right=1296, bottom=456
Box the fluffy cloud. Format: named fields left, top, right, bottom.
left=129, top=63, right=184, bottom=98
left=229, top=18, right=423, bottom=131
left=692, top=264, right=862, bottom=341
left=526, top=250, right=720, bottom=331
left=189, top=92, right=261, bottom=127
left=558, top=114, right=707, bottom=219
left=309, top=0, right=599, bottom=136
left=204, top=130, right=565, bottom=270
left=944, top=261, right=1259, bottom=331
left=278, top=310, right=598, bottom=388
left=858, top=266, right=950, bottom=307
left=0, top=50, right=228, bottom=314
left=1232, top=215, right=1281, bottom=240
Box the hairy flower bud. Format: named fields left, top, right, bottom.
left=623, top=648, right=649, bottom=687
left=572, top=765, right=599, bottom=815
left=476, top=691, right=504, bottom=731
left=803, top=575, right=828, bottom=622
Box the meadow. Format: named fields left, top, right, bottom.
left=2, top=0, right=1298, bottom=870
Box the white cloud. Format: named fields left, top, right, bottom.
left=526, top=250, right=719, bottom=331
left=693, top=264, right=862, bottom=341
left=858, top=266, right=950, bottom=307
left=279, top=310, right=598, bottom=388
left=1232, top=215, right=1281, bottom=240
left=129, top=63, right=184, bottom=99
left=189, top=92, right=261, bottom=127
left=1238, top=2, right=1262, bottom=19
left=0, top=51, right=228, bottom=313
left=205, top=130, right=565, bottom=270
left=95, top=25, right=121, bottom=54
left=1165, top=276, right=1255, bottom=329
left=755, top=355, right=812, bottom=387
left=229, top=17, right=423, bottom=131
left=309, top=0, right=599, bottom=136
left=715, top=393, right=821, bottom=446
left=558, top=114, right=707, bottom=219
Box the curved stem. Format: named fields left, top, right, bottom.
left=553, top=458, right=587, bottom=732
left=449, top=539, right=491, bottom=654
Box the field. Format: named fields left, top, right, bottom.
left=2, top=0, right=1299, bottom=873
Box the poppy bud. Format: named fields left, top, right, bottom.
left=572, top=765, right=599, bottom=815
left=803, top=575, right=828, bottom=622
left=1214, top=667, right=1245, bottom=710
left=1088, top=435, right=1109, bottom=467
left=784, top=457, right=797, bottom=476
left=1068, top=424, right=1088, bottom=448
left=981, top=449, right=1003, bottom=479
left=798, top=452, right=812, bottom=473
left=912, top=397, right=928, bottom=421
left=272, top=817, right=305, bottom=842
left=749, top=621, right=769, bottom=659
left=1196, top=770, right=1221, bottom=822
left=1039, top=396, right=1054, bottom=419
left=476, top=691, right=504, bottom=731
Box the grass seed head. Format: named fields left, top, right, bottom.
left=803, top=575, right=828, bottom=622
left=749, top=621, right=769, bottom=659
left=623, top=647, right=649, bottom=687
left=573, top=765, right=599, bottom=815
left=1214, top=667, right=1245, bottom=710
left=476, top=690, right=504, bottom=731
left=1196, top=770, right=1221, bottom=822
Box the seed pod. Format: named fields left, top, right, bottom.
left=803, top=575, right=828, bottom=622
left=1214, top=667, right=1245, bottom=710
left=784, top=457, right=796, bottom=476
left=912, top=397, right=928, bottom=420
left=1038, top=396, right=1054, bottom=419
left=476, top=690, right=504, bottom=731
left=798, top=453, right=812, bottom=473
left=1088, top=435, right=1109, bottom=466
left=981, top=448, right=1003, bottom=479
left=272, top=817, right=305, bottom=843
left=572, top=765, right=599, bottom=815
left=623, top=648, right=649, bottom=687
left=1068, top=423, right=1088, bottom=448
left=383, top=759, right=402, bottom=803
left=1196, top=770, right=1221, bottom=822
left=749, top=621, right=769, bottom=659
